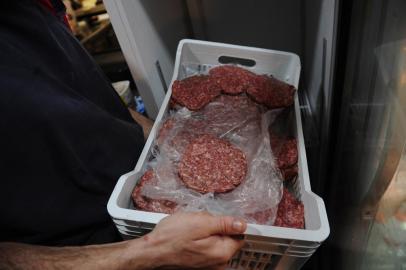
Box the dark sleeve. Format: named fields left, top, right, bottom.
left=0, top=0, right=146, bottom=245
left=0, top=65, right=144, bottom=245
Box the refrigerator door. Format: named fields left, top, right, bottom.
left=320, top=0, right=406, bottom=269
left=362, top=150, right=406, bottom=270
left=103, top=0, right=191, bottom=118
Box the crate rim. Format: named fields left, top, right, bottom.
left=108, top=175, right=329, bottom=243
left=107, top=39, right=330, bottom=244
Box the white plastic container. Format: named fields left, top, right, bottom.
left=108, top=40, right=329, bottom=270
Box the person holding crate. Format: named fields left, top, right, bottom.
left=0, top=1, right=246, bottom=269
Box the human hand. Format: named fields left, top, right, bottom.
left=0, top=212, right=246, bottom=270
left=140, top=211, right=247, bottom=270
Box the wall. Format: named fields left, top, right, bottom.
left=190, top=0, right=302, bottom=56
left=104, top=0, right=190, bottom=118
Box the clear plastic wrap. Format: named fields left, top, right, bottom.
left=142, top=95, right=283, bottom=225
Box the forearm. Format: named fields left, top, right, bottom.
left=128, top=108, right=154, bottom=140
left=0, top=239, right=158, bottom=270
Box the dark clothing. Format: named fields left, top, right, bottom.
left=0, top=0, right=144, bottom=245
left=37, top=0, right=71, bottom=30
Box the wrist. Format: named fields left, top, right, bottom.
left=121, top=235, right=168, bottom=270
left=137, top=233, right=176, bottom=269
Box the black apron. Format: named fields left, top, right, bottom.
left=0, top=0, right=144, bottom=246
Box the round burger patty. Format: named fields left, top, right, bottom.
left=178, top=134, right=247, bottom=193
left=247, top=188, right=304, bottom=228
left=171, top=75, right=221, bottom=111
left=247, top=75, right=295, bottom=108
left=161, top=118, right=210, bottom=158
left=270, top=133, right=298, bottom=170
left=132, top=170, right=177, bottom=214
left=274, top=188, right=305, bottom=229
left=202, top=94, right=261, bottom=122
left=247, top=208, right=275, bottom=225
left=200, top=94, right=262, bottom=136
left=209, top=65, right=257, bottom=95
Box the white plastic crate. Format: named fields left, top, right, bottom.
left=108, top=39, right=329, bottom=270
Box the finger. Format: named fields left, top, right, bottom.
left=214, top=237, right=244, bottom=261
left=206, top=215, right=247, bottom=236
left=163, top=212, right=246, bottom=239
left=196, top=236, right=244, bottom=264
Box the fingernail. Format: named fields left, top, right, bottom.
left=232, top=220, right=244, bottom=232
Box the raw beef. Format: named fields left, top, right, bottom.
left=270, top=133, right=298, bottom=170
left=178, top=134, right=247, bottom=193
left=156, top=118, right=176, bottom=145
left=281, top=164, right=298, bottom=181
left=247, top=208, right=275, bottom=225
left=248, top=188, right=305, bottom=229
left=171, top=75, right=221, bottom=111
left=247, top=75, right=295, bottom=108
left=199, top=94, right=262, bottom=137
left=132, top=170, right=177, bottom=214
left=274, top=188, right=305, bottom=229
left=161, top=118, right=210, bottom=158
left=209, top=65, right=257, bottom=95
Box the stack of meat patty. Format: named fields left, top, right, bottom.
left=131, top=65, right=304, bottom=229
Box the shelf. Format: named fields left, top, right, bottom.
left=75, top=4, right=106, bottom=19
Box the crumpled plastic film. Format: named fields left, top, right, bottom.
left=142, top=96, right=283, bottom=225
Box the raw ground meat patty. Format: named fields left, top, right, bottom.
left=247, top=75, right=295, bottom=108
left=199, top=94, right=262, bottom=136
left=248, top=188, right=304, bottom=228
left=169, top=98, right=181, bottom=110
left=156, top=118, right=176, bottom=145
left=171, top=75, right=221, bottom=111
left=281, top=164, right=298, bottom=181
left=159, top=118, right=210, bottom=158
left=270, top=133, right=298, bottom=170
left=132, top=170, right=177, bottom=214
left=247, top=208, right=275, bottom=225
left=274, top=188, right=305, bottom=229
left=201, top=94, right=262, bottom=121
left=209, top=65, right=257, bottom=95
left=178, top=134, right=247, bottom=193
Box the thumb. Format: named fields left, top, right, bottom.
left=208, top=215, right=247, bottom=236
